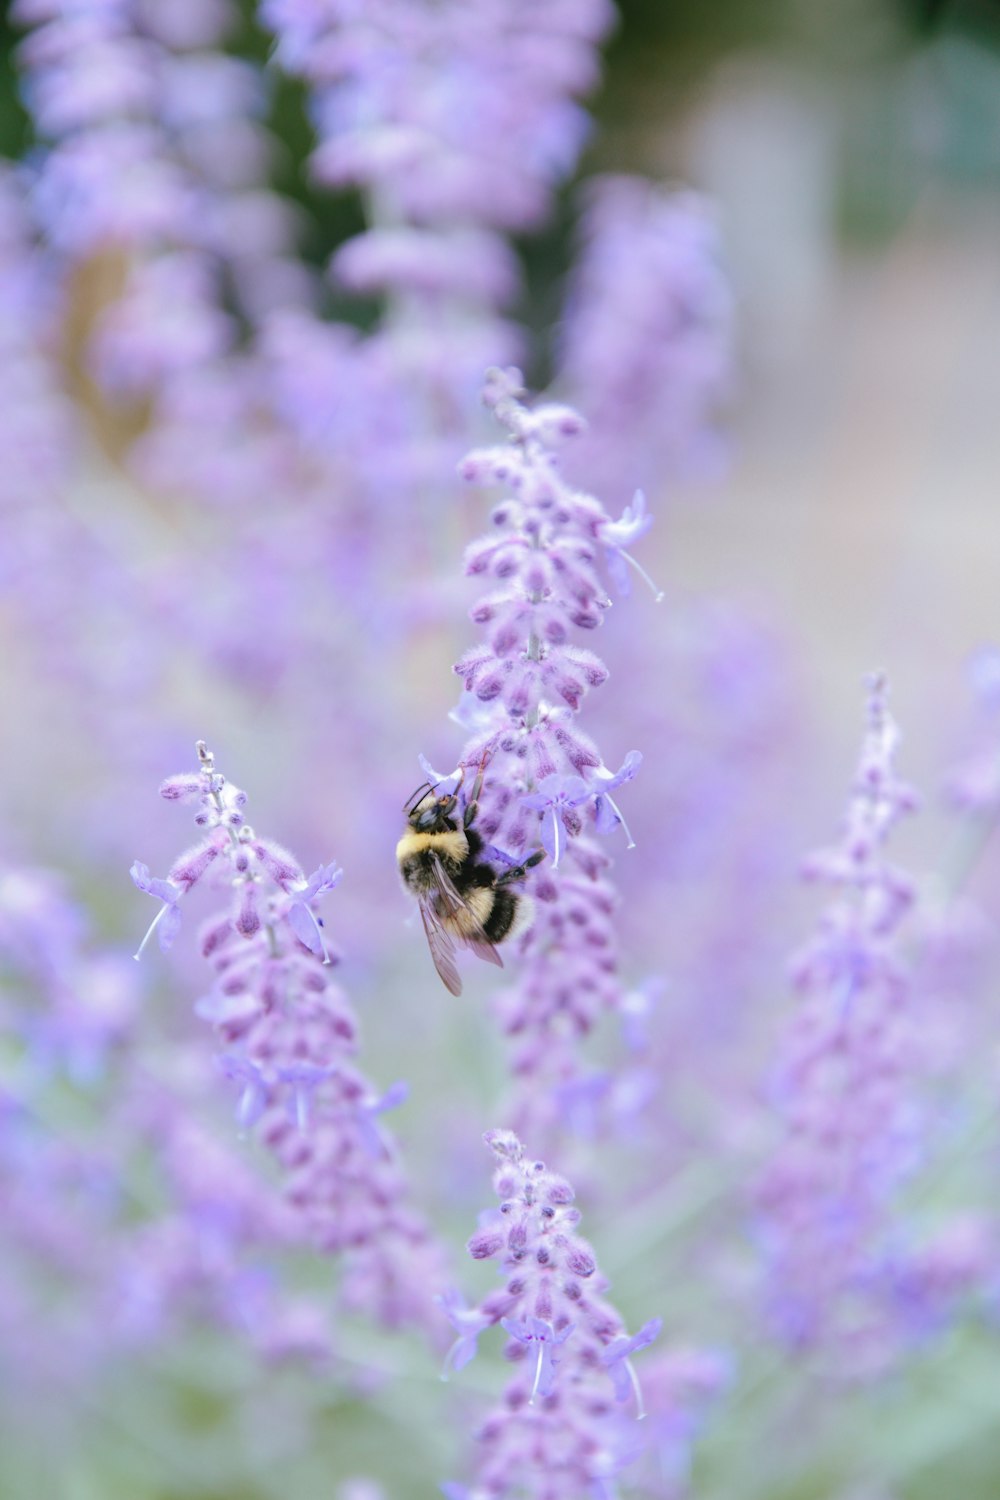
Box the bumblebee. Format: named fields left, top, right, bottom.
left=396, top=766, right=542, bottom=995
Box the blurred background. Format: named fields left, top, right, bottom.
left=3, top=0, right=1000, bottom=1497
left=2, top=0, right=999, bottom=815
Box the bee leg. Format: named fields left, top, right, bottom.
left=494, top=849, right=545, bottom=887
left=462, top=753, right=490, bottom=830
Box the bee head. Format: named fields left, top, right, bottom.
left=405, top=782, right=459, bottom=832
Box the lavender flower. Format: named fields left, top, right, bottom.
left=264, top=0, right=612, bottom=234
left=0, top=864, right=138, bottom=1084
left=944, top=645, right=1000, bottom=819
left=133, top=742, right=447, bottom=1335
left=446, top=1131, right=661, bottom=1497
left=441, top=370, right=648, bottom=1139
left=260, top=0, right=614, bottom=525
left=754, top=676, right=974, bottom=1373
left=638, top=1347, right=734, bottom=1497
left=557, top=177, right=732, bottom=501
left=0, top=860, right=317, bottom=1394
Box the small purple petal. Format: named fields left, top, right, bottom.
left=437, top=1291, right=493, bottom=1377
left=287, top=899, right=326, bottom=958
left=299, top=861, right=343, bottom=900
left=418, top=754, right=462, bottom=796
left=596, top=750, right=642, bottom=792
left=130, top=861, right=181, bottom=906
left=355, top=1082, right=408, bottom=1158
left=540, top=806, right=559, bottom=864
left=218, top=1055, right=269, bottom=1130
left=157, top=903, right=183, bottom=952
left=601, top=1317, right=663, bottom=1412
left=277, top=1062, right=336, bottom=1130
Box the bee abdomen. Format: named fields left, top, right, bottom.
left=483, top=889, right=533, bottom=943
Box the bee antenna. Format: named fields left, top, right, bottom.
left=403, top=780, right=436, bottom=813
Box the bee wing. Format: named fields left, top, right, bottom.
left=461, top=931, right=504, bottom=969
left=418, top=896, right=463, bottom=996
left=428, top=853, right=504, bottom=972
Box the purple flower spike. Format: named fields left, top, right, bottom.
left=755, top=677, right=948, bottom=1373
left=132, top=746, right=447, bottom=1338
left=501, top=1315, right=574, bottom=1403
left=452, top=1136, right=664, bottom=1493
left=558, top=178, right=732, bottom=501
left=601, top=1317, right=664, bottom=1416
left=129, top=861, right=183, bottom=960
left=447, top=373, right=655, bottom=1140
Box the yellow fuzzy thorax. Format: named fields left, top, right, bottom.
left=395, top=828, right=468, bottom=863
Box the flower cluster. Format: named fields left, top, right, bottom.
left=754, top=676, right=980, bottom=1372
left=15, top=0, right=285, bottom=279
left=12, top=0, right=304, bottom=506
left=944, top=644, right=1000, bottom=817
left=0, top=858, right=319, bottom=1396
left=133, top=743, right=447, bottom=1334
left=0, top=864, right=137, bottom=1083
left=264, top=0, right=611, bottom=236
left=0, top=860, right=136, bottom=1395
left=260, top=0, right=614, bottom=512
left=437, top=369, right=647, bottom=1136
left=444, top=1131, right=661, bottom=1498
left=110, top=1080, right=331, bottom=1362
left=558, top=176, right=732, bottom=500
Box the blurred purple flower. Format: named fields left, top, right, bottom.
left=133, top=744, right=448, bottom=1336
left=601, top=1317, right=664, bottom=1414
left=218, top=1055, right=269, bottom=1132
left=438, top=1289, right=494, bottom=1377
left=754, top=676, right=962, bottom=1373
left=129, top=862, right=183, bottom=959
left=354, top=1080, right=409, bottom=1159
left=557, top=177, right=732, bottom=500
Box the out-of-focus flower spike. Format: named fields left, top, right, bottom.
left=132, top=744, right=448, bottom=1337
left=557, top=178, right=732, bottom=500
left=754, top=676, right=977, bottom=1373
